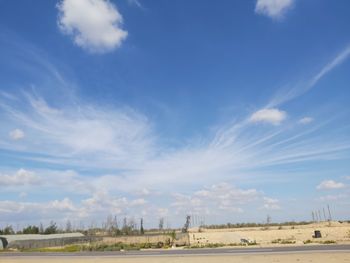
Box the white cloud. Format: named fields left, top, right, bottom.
left=299, top=117, right=314, bottom=124
left=9, top=129, right=25, bottom=140
left=249, top=108, right=287, bottom=125
left=51, top=198, right=76, bottom=211
left=316, top=180, right=346, bottom=190
left=0, top=169, right=40, bottom=186
left=255, top=0, right=294, bottom=19
left=317, top=194, right=347, bottom=202
left=0, top=198, right=78, bottom=224
left=1, top=94, right=154, bottom=171
left=130, top=198, right=147, bottom=206
left=57, top=0, right=128, bottom=53
left=171, top=183, right=262, bottom=216
left=261, top=197, right=280, bottom=210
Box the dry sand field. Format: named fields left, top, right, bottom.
left=1, top=253, right=350, bottom=263
left=189, top=221, right=350, bottom=245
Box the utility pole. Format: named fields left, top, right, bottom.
left=318, top=210, right=322, bottom=222
left=312, top=211, right=315, bottom=222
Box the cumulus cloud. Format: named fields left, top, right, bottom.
left=261, top=197, right=280, bottom=210
left=0, top=169, right=40, bottom=186
left=57, top=0, right=128, bottom=53
left=249, top=108, right=287, bottom=125
left=299, top=117, right=314, bottom=125
left=51, top=198, right=76, bottom=211
left=316, top=180, right=346, bottom=190
left=9, top=129, right=25, bottom=140
left=255, top=0, right=294, bottom=19
left=171, top=183, right=264, bottom=216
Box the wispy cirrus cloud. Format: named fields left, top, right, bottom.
left=299, top=117, right=314, bottom=125
left=2, top=89, right=349, bottom=192
left=267, top=45, right=350, bottom=108
left=1, top=36, right=350, bottom=226
left=127, top=0, right=142, bottom=9
left=0, top=92, right=154, bottom=171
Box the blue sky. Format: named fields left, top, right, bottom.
left=0, top=0, right=350, bottom=229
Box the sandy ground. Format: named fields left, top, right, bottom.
left=190, top=222, right=350, bottom=245
left=1, top=253, right=350, bottom=263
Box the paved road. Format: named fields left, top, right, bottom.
left=1, top=245, right=350, bottom=258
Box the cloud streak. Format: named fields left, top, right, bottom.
left=268, top=45, right=350, bottom=107
left=1, top=37, right=350, bottom=226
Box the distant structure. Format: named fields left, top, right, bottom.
left=0, top=233, right=97, bottom=250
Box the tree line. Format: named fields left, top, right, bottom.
left=0, top=221, right=59, bottom=235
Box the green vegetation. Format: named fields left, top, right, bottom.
left=185, top=241, right=259, bottom=249
left=20, top=242, right=174, bottom=253
left=186, top=243, right=226, bottom=249
left=0, top=226, right=15, bottom=235
left=320, top=240, right=336, bottom=244
left=43, top=221, right=58, bottom=235
left=22, top=245, right=82, bottom=253
left=22, top=225, right=40, bottom=234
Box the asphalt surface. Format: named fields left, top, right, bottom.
left=1, top=245, right=350, bottom=258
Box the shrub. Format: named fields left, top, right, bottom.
left=321, top=240, right=336, bottom=244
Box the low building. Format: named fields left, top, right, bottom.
left=0, top=233, right=96, bottom=250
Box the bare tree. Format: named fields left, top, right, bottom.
left=65, top=220, right=72, bottom=233
left=159, top=218, right=164, bottom=232
left=266, top=215, right=271, bottom=225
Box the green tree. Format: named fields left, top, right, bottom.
left=140, top=218, right=144, bottom=235
left=44, top=221, right=58, bottom=234
left=1, top=225, right=15, bottom=235
left=23, top=225, right=40, bottom=234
